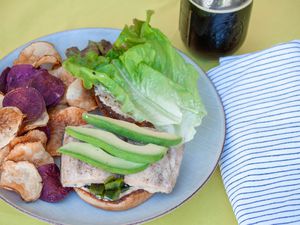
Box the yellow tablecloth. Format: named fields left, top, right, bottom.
left=1, top=0, right=300, bottom=224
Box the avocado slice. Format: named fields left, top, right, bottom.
left=58, top=142, right=148, bottom=175
left=66, top=126, right=168, bottom=164
left=82, top=113, right=182, bottom=147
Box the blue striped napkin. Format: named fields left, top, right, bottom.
left=207, top=40, right=300, bottom=225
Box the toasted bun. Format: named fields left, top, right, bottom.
left=75, top=188, right=153, bottom=211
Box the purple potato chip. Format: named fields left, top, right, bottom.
left=6, top=64, right=38, bottom=92
left=0, top=67, right=10, bottom=93
left=3, top=87, right=46, bottom=122
left=38, top=163, right=60, bottom=178
left=38, top=163, right=72, bottom=203
left=29, top=70, right=65, bottom=107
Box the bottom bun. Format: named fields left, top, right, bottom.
left=74, top=188, right=153, bottom=211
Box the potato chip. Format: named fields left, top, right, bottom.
left=36, top=126, right=50, bottom=140
left=50, top=68, right=74, bottom=105
left=0, top=67, right=10, bottom=94
left=66, top=79, right=97, bottom=111
left=48, top=104, right=68, bottom=114
left=6, top=64, right=38, bottom=92
left=21, top=110, right=49, bottom=133
left=46, top=107, right=86, bottom=156
left=14, top=42, right=62, bottom=70
left=0, top=161, right=42, bottom=202
left=46, top=120, right=65, bottom=157
left=6, top=141, right=53, bottom=167
left=35, top=56, right=60, bottom=70
left=3, top=87, right=46, bottom=123
left=0, top=107, right=24, bottom=149
left=29, top=70, right=65, bottom=107
left=10, top=129, right=47, bottom=148
left=0, top=92, right=4, bottom=108
left=49, top=66, right=75, bottom=87
left=54, top=107, right=87, bottom=127
left=59, top=93, right=68, bottom=105
left=0, top=146, right=10, bottom=165
left=37, top=163, right=72, bottom=202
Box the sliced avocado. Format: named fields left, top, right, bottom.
left=66, top=126, right=168, bottom=164
left=58, top=142, right=148, bottom=175
left=83, top=113, right=182, bottom=146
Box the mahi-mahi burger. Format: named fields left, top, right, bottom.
left=60, top=87, right=184, bottom=210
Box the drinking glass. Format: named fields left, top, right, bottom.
left=179, top=0, right=253, bottom=56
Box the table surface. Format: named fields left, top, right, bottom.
left=1, top=0, right=300, bottom=224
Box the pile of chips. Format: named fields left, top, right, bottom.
left=0, top=41, right=98, bottom=203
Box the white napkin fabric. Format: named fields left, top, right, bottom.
left=207, top=40, right=300, bottom=225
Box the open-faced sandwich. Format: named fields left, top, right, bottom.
left=0, top=11, right=206, bottom=210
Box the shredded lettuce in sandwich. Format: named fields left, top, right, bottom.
left=63, top=10, right=206, bottom=142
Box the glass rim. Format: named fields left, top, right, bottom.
left=189, top=0, right=253, bottom=14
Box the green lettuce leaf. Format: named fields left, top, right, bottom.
left=63, top=11, right=206, bottom=142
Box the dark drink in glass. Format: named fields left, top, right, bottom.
left=179, top=0, right=253, bottom=57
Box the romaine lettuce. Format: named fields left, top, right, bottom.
left=63, top=11, right=206, bottom=142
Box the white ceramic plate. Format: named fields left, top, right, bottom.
left=0, top=28, right=225, bottom=225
